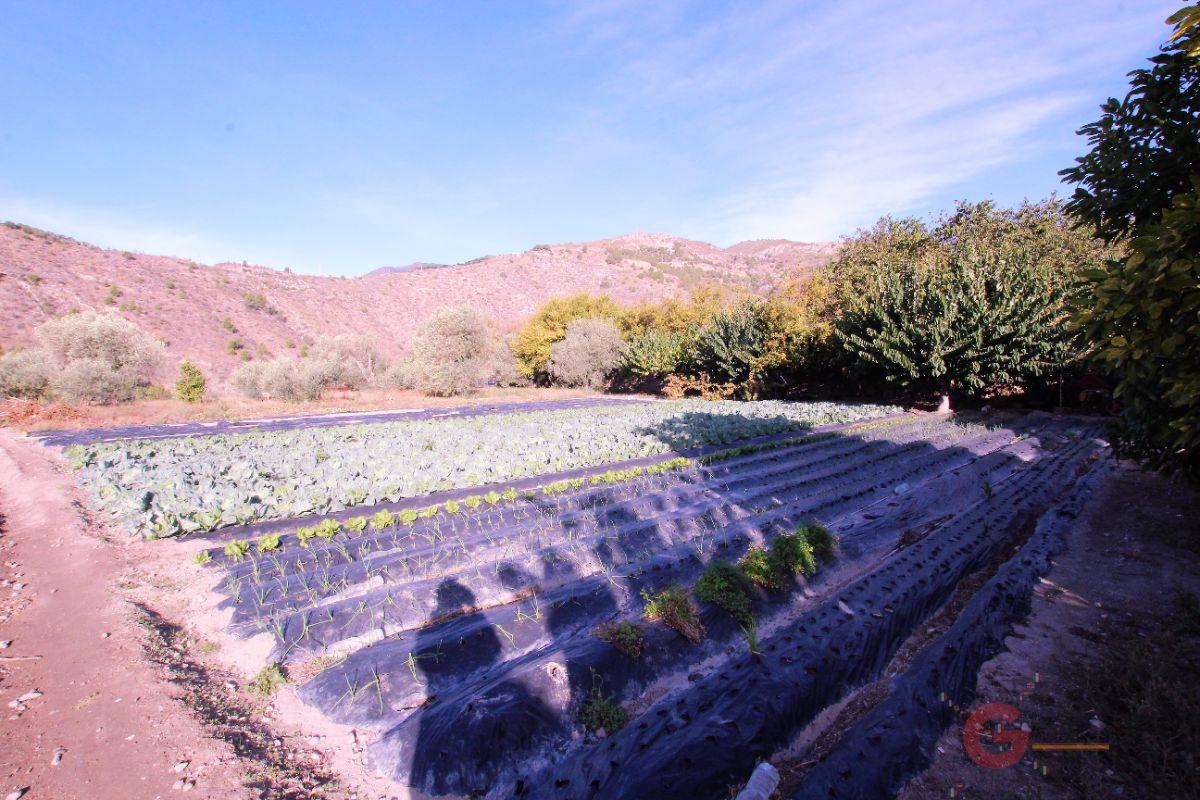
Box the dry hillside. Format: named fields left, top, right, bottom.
left=0, top=222, right=836, bottom=383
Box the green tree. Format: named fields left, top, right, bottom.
left=830, top=200, right=1104, bottom=404
left=175, top=359, right=207, bottom=403
left=1062, top=5, right=1200, bottom=478
left=690, top=300, right=772, bottom=393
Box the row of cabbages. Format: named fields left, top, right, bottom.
left=67, top=400, right=900, bottom=537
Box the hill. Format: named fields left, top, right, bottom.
left=0, top=222, right=836, bottom=383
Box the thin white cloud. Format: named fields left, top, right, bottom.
left=545, top=0, right=1180, bottom=244
left=0, top=193, right=224, bottom=262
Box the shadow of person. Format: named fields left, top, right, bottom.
left=408, top=577, right=503, bottom=794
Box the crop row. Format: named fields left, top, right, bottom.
left=208, top=415, right=998, bottom=658
left=67, top=399, right=901, bottom=536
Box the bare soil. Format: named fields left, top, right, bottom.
left=898, top=461, right=1200, bottom=800
left=0, top=429, right=396, bottom=799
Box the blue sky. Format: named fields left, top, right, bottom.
left=0, top=1, right=1180, bottom=275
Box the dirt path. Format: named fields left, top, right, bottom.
left=0, top=430, right=251, bottom=800
left=899, top=462, right=1200, bottom=800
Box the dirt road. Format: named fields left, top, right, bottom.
left=0, top=430, right=250, bottom=800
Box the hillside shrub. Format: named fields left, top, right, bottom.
left=32, top=312, right=161, bottom=404
left=485, top=333, right=527, bottom=387
left=175, top=359, right=207, bottom=403
left=229, top=361, right=265, bottom=398
left=308, top=334, right=381, bottom=386
left=382, top=359, right=418, bottom=390
left=547, top=318, right=623, bottom=388
left=513, top=293, right=621, bottom=378
left=0, top=350, right=50, bottom=400
left=411, top=306, right=489, bottom=396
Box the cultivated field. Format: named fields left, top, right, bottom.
left=49, top=398, right=1111, bottom=799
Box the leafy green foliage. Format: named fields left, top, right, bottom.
left=1060, top=18, right=1200, bottom=240
left=768, top=532, right=816, bottom=577
left=257, top=531, right=282, bottom=552
left=175, top=359, right=207, bottom=403
left=738, top=546, right=785, bottom=591
left=618, top=328, right=690, bottom=379
left=800, top=521, right=837, bottom=561
left=642, top=585, right=704, bottom=643
left=1076, top=186, right=1200, bottom=478
left=344, top=515, right=368, bottom=532
left=690, top=301, right=771, bottom=390
left=191, top=549, right=212, bottom=565
left=595, top=621, right=645, bottom=659
left=694, top=559, right=755, bottom=627
left=369, top=509, right=395, bottom=530
left=834, top=203, right=1099, bottom=401
left=1062, top=15, right=1200, bottom=479
left=224, top=539, right=250, bottom=561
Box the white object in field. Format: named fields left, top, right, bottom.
left=735, top=762, right=780, bottom=800
left=937, top=394, right=951, bottom=413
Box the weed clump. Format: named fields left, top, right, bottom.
left=694, top=560, right=755, bottom=627
left=578, top=675, right=629, bottom=734
left=595, top=621, right=645, bottom=659
left=739, top=546, right=785, bottom=590
left=642, top=585, right=704, bottom=644
left=801, top=521, right=838, bottom=561
left=249, top=663, right=289, bottom=697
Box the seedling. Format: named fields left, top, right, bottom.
left=224, top=539, right=250, bottom=562
left=192, top=549, right=212, bottom=565
left=314, top=518, right=341, bottom=540
left=344, top=516, right=368, bottom=532
left=371, top=509, right=396, bottom=530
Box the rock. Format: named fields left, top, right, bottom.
left=1090, top=716, right=1106, bottom=730
left=837, top=600, right=855, bottom=616
left=6, top=788, right=29, bottom=800
left=51, top=747, right=65, bottom=765
left=101, top=632, right=110, bottom=639
left=0, top=641, right=11, bottom=649
left=173, top=760, right=190, bottom=773
left=893, top=483, right=911, bottom=495
left=16, top=691, right=41, bottom=703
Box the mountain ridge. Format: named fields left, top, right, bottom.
left=0, top=221, right=837, bottom=384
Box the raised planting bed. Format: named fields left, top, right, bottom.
left=62, top=399, right=901, bottom=537
left=176, top=409, right=1111, bottom=799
